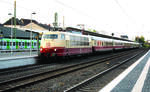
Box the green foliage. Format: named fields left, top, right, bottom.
left=143, top=44, right=150, bottom=48
left=93, top=29, right=97, bottom=33
left=88, top=29, right=97, bottom=33
left=135, top=36, right=145, bottom=43
left=88, top=28, right=92, bottom=32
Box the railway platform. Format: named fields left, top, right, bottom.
left=0, top=51, right=38, bottom=61
left=99, top=50, right=150, bottom=92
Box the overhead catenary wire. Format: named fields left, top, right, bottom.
left=54, top=0, right=97, bottom=21
left=54, top=0, right=104, bottom=30
left=113, top=0, right=137, bottom=24
left=0, top=0, right=52, bottom=24
left=114, top=0, right=145, bottom=32
left=113, top=0, right=147, bottom=39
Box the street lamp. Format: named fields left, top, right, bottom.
left=30, top=12, right=36, bottom=56
left=77, top=24, right=84, bottom=34
left=111, top=33, right=114, bottom=52
left=8, top=13, right=13, bottom=55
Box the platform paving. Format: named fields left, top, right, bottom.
left=0, top=51, right=38, bottom=61
left=99, top=50, right=150, bottom=92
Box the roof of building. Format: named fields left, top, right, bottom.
left=3, top=17, right=22, bottom=25
left=3, top=18, right=52, bottom=31
left=20, top=18, right=38, bottom=26
left=66, top=27, right=134, bottom=42
left=0, top=26, right=39, bottom=39
left=0, top=23, right=3, bottom=27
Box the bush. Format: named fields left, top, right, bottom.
left=143, top=44, right=150, bottom=48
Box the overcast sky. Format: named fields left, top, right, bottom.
left=0, top=0, right=150, bottom=40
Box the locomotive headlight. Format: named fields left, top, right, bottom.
left=54, top=48, right=57, bottom=51
left=40, top=48, right=43, bottom=51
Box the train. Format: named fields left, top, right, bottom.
left=0, top=38, right=40, bottom=50
left=39, top=31, right=139, bottom=58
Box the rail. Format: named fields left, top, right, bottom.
left=64, top=50, right=146, bottom=92
left=0, top=49, right=143, bottom=92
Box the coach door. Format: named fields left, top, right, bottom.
left=0, top=40, right=2, bottom=50
left=65, top=35, right=69, bottom=55
left=64, top=35, right=69, bottom=48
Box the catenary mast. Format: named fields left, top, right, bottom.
left=14, top=0, right=16, bottom=39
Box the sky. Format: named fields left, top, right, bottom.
left=0, top=0, right=150, bottom=40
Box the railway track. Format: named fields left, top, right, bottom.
left=64, top=49, right=147, bottom=92
left=0, top=49, right=145, bottom=92
left=0, top=64, right=50, bottom=75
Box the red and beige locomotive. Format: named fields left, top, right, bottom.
left=40, top=31, right=139, bottom=57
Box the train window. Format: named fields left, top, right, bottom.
left=71, top=41, right=75, bottom=46
left=105, top=42, right=107, bottom=46
left=10, top=42, right=12, bottom=46
left=22, top=42, right=24, bottom=46
left=77, top=41, right=79, bottom=46
left=78, top=37, right=80, bottom=41
left=4, top=42, right=6, bottom=46
left=87, top=38, right=89, bottom=42
left=75, top=41, right=78, bottom=46
left=19, top=42, right=21, bottom=46
left=70, top=41, right=72, bottom=46
left=61, top=34, right=65, bottom=40
left=84, top=37, right=86, bottom=41
left=34, top=42, right=36, bottom=46
left=70, top=36, right=72, bottom=41
left=75, top=36, right=78, bottom=41
left=80, top=42, right=83, bottom=46
left=73, top=36, right=75, bottom=41
left=1, top=41, right=3, bottom=46
left=94, top=40, right=96, bottom=46
left=77, top=37, right=80, bottom=41
left=13, top=42, right=15, bottom=46
left=81, top=37, right=84, bottom=41
left=43, top=34, right=58, bottom=39
left=0, top=41, right=3, bottom=46
left=0, top=41, right=2, bottom=46
left=85, top=42, right=88, bottom=46
left=102, top=42, right=104, bottom=46
left=27, top=42, right=30, bottom=46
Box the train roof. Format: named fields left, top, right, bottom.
left=43, top=31, right=90, bottom=38
left=43, top=31, right=139, bottom=44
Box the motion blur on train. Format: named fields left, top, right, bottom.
left=39, top=31, right=139, bottom=58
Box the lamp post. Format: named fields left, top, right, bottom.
left=111, top=33, right=114, bottom=53
left=8, top=13, right=13, bottom=55
left=30, top=12, right=36, bottom=56
left=0, top=31, right=3, bottom=50
left=77, top=24, right=84, bottom=34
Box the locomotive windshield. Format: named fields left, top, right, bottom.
left=43, top=34, right=58, bottom=39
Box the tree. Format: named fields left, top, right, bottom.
left=93, top=29, right=97, bottom=33
left=135, top=36, right=145, bottom=43
left=135, top=36, right=139, bottom=42
left=87, top=28, right=97, bottom=33
left=135, top=36, right=145, bottom=47
left=141, top=36, right=145, bottom=43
